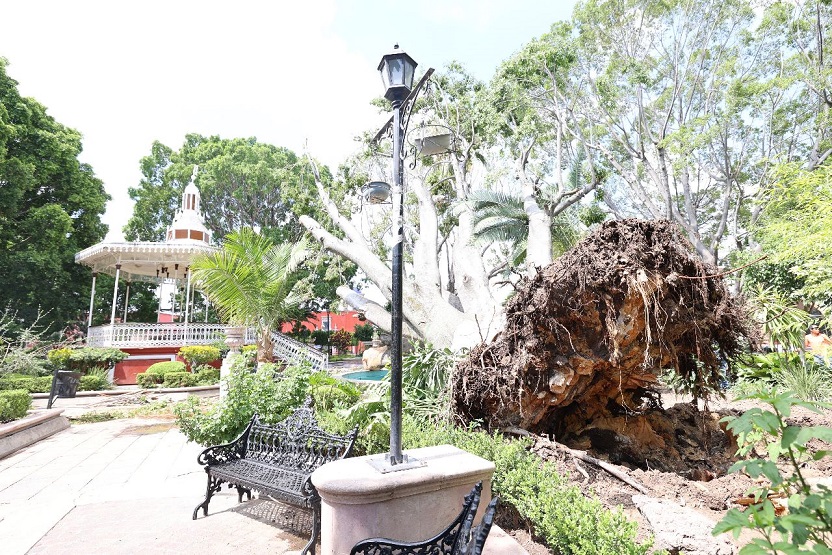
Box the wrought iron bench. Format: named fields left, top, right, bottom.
left=350, top=481, right=499, bottom=555
left=192, top=398, right=358, bottom=555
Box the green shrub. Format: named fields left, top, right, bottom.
left=48, top=347, right=128, bottom=374
left=0, top=389, right=31, bottom=422
left=774, top=359, right=832, bottom=401
left=403, top=419, right=654, bottom=555
left=311, top=330, right=330, bottom=346
left=136, top=373, right=164, bottom=388
left=330, top=329, right=353, bottom=353
left=79, top=374, right=110, bottom=391
left=713, top=387, right=832, bottom=553
left=194, top=366, right=221, bottom=385
left=163, top=372, right=198, bottom=388
left=308, top=372, right=361, bottom=411
left=732, top=352, right=832, bottom=402
left=178, top=346, right=221, bottom=368
left=47, top=348, right=73, bottom=368
left=353, top=323, right=375, bottom=342
left=316, top=409, right=655, bottom=554
left=0, top=308, right=55, bottom=377
left=174, top=358, right=311, bottom=446
left=146, top=361, right=187, bottom=375
left=0, top=374, right=52, bottom=393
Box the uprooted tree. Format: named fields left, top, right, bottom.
left=453, top=219, right=756, bottom=471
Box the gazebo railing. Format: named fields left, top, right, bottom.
left=88, top=323, right=227, bottom=348
left=87, top=323, right=328, bottom=371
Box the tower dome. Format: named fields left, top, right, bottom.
left=166, top=166, right=212, bottom=244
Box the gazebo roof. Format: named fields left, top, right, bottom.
left=74, top=240, right=219, bottom=283
left=76, top=166, right=219, bottom=283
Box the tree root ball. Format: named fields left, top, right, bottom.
left=452, top=219, right=755, bottom=462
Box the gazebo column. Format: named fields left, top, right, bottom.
left=110, top=264, right=121, bottom=325
left=184, top=269, right=192, bottom=340
left=123, top=282, right=131, bottom=323
left=87, top=272, right=98, bottom=330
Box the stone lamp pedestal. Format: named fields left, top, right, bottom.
left=311, top=444, right=495, bottom=555
left=220, top=326, right=245, bottom=399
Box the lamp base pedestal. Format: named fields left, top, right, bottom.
left=366, top=452, right=425, bottom=473
left=311, top=444, right=495, bottom=555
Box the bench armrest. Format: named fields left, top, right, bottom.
left=350, top=482, right=485, bottom=555
left=196, top=415, right=256, bottom=466
left=197, top=441, right=246, bottom=466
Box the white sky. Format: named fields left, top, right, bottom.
left=1, top=0, right=576, bottom=241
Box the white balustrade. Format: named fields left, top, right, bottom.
left=86, top=323, right=328, bottom=371
left=87, top=323, right=227, bottom=348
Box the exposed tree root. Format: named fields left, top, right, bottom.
left=453, top=219, right=755, bottom=472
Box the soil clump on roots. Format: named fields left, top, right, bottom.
left=453, top=219, right=755, bottom=474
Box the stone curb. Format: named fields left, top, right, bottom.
left=0, top=409, right=69, bottom=459
left=31, top=384, right=219, bottom=399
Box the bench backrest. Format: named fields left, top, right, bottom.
left=244, top=399, right=357, bottom=474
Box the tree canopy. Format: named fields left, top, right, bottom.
left=124, top=134, right=355, bottom=312
left=0, top=58, right=108, bottom=333
left=125, top=134, right=308, bottom=243
left=753, top=161, right=832, bottom=302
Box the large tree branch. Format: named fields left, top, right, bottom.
left=307, top=159, right=369, bottom=250
left=336, top=286, right=421, bottom=339
left=299, top=215, right=392, bottom=299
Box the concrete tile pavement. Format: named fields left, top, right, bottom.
left=0, top=418, right=308, bottom=555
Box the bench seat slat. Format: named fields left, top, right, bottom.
left=210, top=459, right=315, bottom=508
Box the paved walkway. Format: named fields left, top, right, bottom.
left=0, top=416, right=308, bottom=555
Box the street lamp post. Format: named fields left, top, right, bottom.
left=381, top=44, right=415, bottom=467
left=367, top=45, right=432, bottom=470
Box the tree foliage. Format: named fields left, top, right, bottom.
left=755, top=161, right=832, bottom=301
left=125, top=134, right=354, bottom=310
left=492, top=0, right=831, bottom=268
left=0, top=58, right=108, bottom=332
left=125, top=134, right=309, bottom=243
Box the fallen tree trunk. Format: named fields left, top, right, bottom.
left=452, top=219, right=755, bottom=471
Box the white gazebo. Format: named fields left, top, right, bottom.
left=75, top=169, right=327, bottom=383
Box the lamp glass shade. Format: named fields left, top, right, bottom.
left=378, top=47, right=417, bottom=102
left=363, top=181, right=391, bottom=204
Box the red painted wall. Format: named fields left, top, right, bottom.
left=281, top=311, right=366, bottom=334
left=113, top=347, right=221, bottom=385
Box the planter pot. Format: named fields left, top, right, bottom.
left=224, top=326, right=245, bottom=353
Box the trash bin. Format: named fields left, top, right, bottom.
left=47, top=370, right=82, bottom=408
left=56, top=371, right=81, bottom=397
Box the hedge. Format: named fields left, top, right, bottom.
left=0, top=389, right=31, bottom=422
left=178, top=346, right=221, bottom=367
left=0, top=373, right=109, bottom=393
left=146, top=361, right=186, bottom=375
left=163, top=372, right=198, bottom=388
left=47, top=347, right=128, bottom=373
left=79, top=374, right=110, bottom=391
left=136, top=373, right=164, bottom=388
left=194, top=367, right=220, bottom=385
left=0, top=375, right=52, bottom=393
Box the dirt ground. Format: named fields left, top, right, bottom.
left=502, top=390, right=832, bottom=554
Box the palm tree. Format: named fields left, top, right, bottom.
left=190, top=227, right=309, bottom=362
left=468, top=190, right=579, bottom=270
